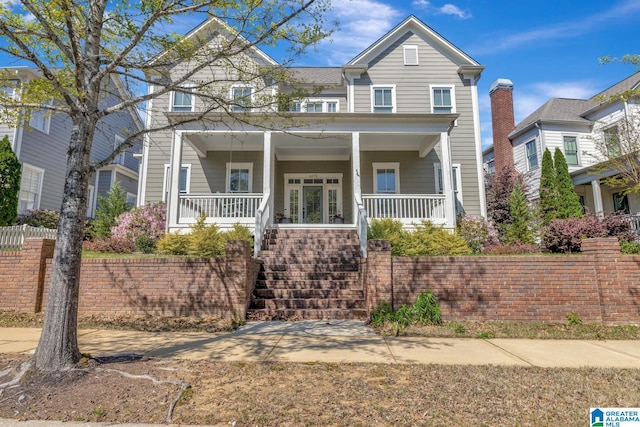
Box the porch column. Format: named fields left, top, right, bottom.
left=440, top=131, right=456, bottom=228
left=352, top=132, right=362, bottom=220
left=263, top=131, right=274, bottom=223
left=167, top=131, right=183, bottom=231
left=591, top=179, right=604, bottom=217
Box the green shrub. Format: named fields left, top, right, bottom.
left=16, top=209, right=60, bottom=229
left=566, top=312, right=583, bottom=326
left=92, top=182, right=130, bottom=239
left=157, top=232, right=191, bottom=255
left=621, top=241, right=640, bottom=254
left=156, top=218, right=253, bottom=257
left=0, top=135, right=21, bottom=226
left=135, top=235, right=156, bottom=254
left=367, top=218, right=404, bottom=255
left=369, top=291, right=442, bottom=328
left=401, top=221, right=472, bottom=256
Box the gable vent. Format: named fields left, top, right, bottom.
left=403, top=45, right=419, bottom=66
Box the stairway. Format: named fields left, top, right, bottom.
left=248, top=228, right=367, bottom=320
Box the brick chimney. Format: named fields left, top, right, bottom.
left=489, top=79, right=515, bottom=171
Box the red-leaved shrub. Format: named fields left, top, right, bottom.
left=541, top=213, right=635, bottom=253
left=83, top=238, right=136, bottom=253
left=483, top=242, right=540, bottom=255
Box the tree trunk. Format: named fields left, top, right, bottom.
left=32, top=115, right=96, bottom=371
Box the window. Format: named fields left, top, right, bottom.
left=163, top=164, right=190, bottom=201
left=403, top=45, right=419, bottom=66
left=231, top=86, right=253, bottom=112
left=613, top=192, right=629, bottom=214
left=29, top=106, right=51, bottom=134
left=171, top=89, right=193, bottom=112
left=373, top=162, right=399, bottom=194
left=19, top=164, right=44, bottom=213
left=563, top=135, right=579, bottom=166
left=288, top=99, right=339, bottom=113
left=435, top=164, right=463, bottom=215
left=526, top=140, right=538, bottom=170
left=113, top=135, right=126, bottom=165
left=372, top=86, right=395, bottom=113
left=431, top=85, right=455, bottom=113
left=603, top=125, right=620, bottom=157
left=126, top=192, right=137, bottom=207
left=486, top=159, right=495, bottom=175
left=226, top=162, right=253, bottom=192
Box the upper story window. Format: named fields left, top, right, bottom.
left=19, top=163, right=44, bottom=213
left=373, top=162, right=399, bottom=194
left=171, top=89, right=193, bottom=112
left=430, top=85, right=455, bottom=113
left=486, top=159, right=495, bottom=175
left=113, top=135, right=126, bottom=165
left=29, top=104, right=51, bottom=134
left=563, top=135, right=579, bottom=166
left=231, top=86, right=253, bottom=112
left=372, top=86, right=395, bottom=113
left=603, top=125, right=620, bottom=157
left=289, top=99, right=339, bottom=113
left=226, top=162, right=253, bottom=193
left=526, top=140, right=538, bottom=170
left=403, top=45, right=419, bottom=66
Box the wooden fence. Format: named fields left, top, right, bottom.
left=0, top=225, right=57, bottom=251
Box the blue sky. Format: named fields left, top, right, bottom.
left=3, top=0, right=638, bottom=149
left=292, top=0, right=640, bottom=148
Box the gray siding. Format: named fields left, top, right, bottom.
left=191, top=150, right=264, bottom=194
left=360, top=151, right=439, bottom=194
left=115, top=172, right=138, bottom=197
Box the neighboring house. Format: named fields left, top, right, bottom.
left=139, top=15, right=487, bottom=252
left=487, top=72, right=640, bottom=218
left=1, top=67, right=144, bottom=218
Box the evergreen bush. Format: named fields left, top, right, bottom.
left=0, top=135, right=21, bottom=226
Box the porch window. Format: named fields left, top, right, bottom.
left=305, top=102, right=323, bottom=112
left=231, top=86, right=253, bottom=112
left=19, top=163, right=44, bottom=213
left=372, top=86, right=395, bottom=113
left=289, top=99, right=339, bottom=113
left=430, top=85, right=455, bottom=113
left=613, top=192, right=629, bottom=214
left=526, top=140, right=538, bottom=170
left=226, top=162, right=253, bottom=193
left=171, top=89, right=193, bottom=112
left=373, top=162, right=399, bottom=194
left=435, top=163, right=463, bottom=215
left=163, top=164, right=191, bottom=201
left=563, top=135, right=579, bottom=166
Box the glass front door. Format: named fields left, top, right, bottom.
left=303, top=186, right=323, bottom=224
left=284, top=174, right=342, bottom=224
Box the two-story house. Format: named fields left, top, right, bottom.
left=1, top=67, right=144, bottom=218
left=139, top=15, right=486, bottom=255
left=488, top=72, right=640, bottom=219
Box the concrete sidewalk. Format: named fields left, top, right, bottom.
left=1, top=321, right=639, bottom=368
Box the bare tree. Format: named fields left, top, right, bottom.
left=0, top=0, right=332, bottom=371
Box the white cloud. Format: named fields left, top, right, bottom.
left=314, top=0, right=403, bottom=65
left=438, top=4, right=471, bottom=19
left=471, top=0, right=640, bottom=55
left=412, top=1, right=471, bottom=19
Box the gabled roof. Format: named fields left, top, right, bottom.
left=346, top=15, right=481, bottom=69
left=509, top=98, right=593, bottom=139
left=150, top=16, right=279, bottom=68
left=287, top=67, right=343, bottom=85
left=590, top=71, right=640, bottom=101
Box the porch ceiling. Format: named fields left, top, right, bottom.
left=184, top=131, right=440, bottom=159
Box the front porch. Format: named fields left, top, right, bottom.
left=165, top=115, right=460, bottom=256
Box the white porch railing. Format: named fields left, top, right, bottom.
left=624, top=214, right=640, bottom=234
left=179, top=194, right=263, bottom=222
left=254, top=191, right=271, bottom=258
left=362, top=194, right=447, bottom=224
left=0, top=224, right=57, bottom=251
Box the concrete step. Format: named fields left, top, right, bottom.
left=246, top=308, right=368, bottom=321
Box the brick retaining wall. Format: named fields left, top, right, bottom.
left=365, top=238, right=640, bottom=324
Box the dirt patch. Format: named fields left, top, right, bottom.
left=1, top=353, right=639, bottom=426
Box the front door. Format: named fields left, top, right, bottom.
left=304, top=186, right=323, bottom=224
left=284, top=173, right=342, bottom=224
